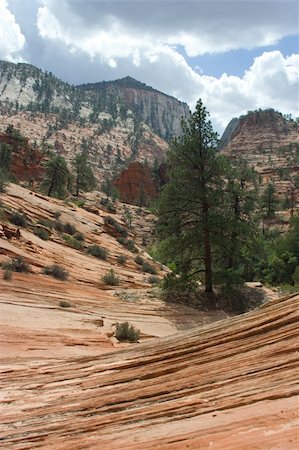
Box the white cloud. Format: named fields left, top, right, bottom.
left=0, top=0, right=25, bottom=61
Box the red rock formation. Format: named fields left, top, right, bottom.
left=114, top=162, right=158, bottom=205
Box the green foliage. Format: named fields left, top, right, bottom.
left=261, top=182, right=278, bottom=218
left=72, top=151, right=96, bottom=196
left=33, top=227, right=50, bottom=240
left=74, top=231, right=85, bottom=241
left=38, top=219, right=54, bottom=229
left=10, top=211, right=28, bottom=227
left=101, top=269, right=119, bottom=286
left=148, top=275, right=160, bottom=285
left=101, top=177, right=119, bottom=200
left=59, top=300, right=72, bottom=308
left=117, top=237, right=138, bottom=253
left=63, top=222, right=77, bottom=235
left=43, top=265, right=69, bottom=280
left=0, top=143, right=12, bottom=175
left=104, top=216, right=128, bottom=237
left=2, top=257, right=30, bottom=273
left=42, top=155, right=69, bottom=198
left=0, top=169, right=8, bottom=193
left=87, top=244, right=108, bottom=259
left=117, top=254, right=127, bottom=265
left=141, top=260, right=157, bottom=274
left=135, top=255, right=144, bottom=265
left=63, top=234, right=84, bottom=250
left=100, top=197, right=117, bottom=213
left=115, top=321, right=140, bottom=342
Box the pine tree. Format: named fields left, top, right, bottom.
left=262, top=182, right=277, bottom=218
left=72, top=151, right=96, bottom=196
left=157, top=100, right=227, bottom=295
left=42, top=156, right=69, bottom=198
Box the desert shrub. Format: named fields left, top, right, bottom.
left=219, top=286, right=265, bottom=314
left=53, top=220, right=64, bottom=232
left=117, top=237, right=138, bottom=253
left=74, top=231, right=85, bottom=241
left=10, top=211, right=28, bottom=227
left=101, top=269, right=119, bottom=286
left=63, top=222, right=76, bottom=235
left=38, top=219, right=53, bottom=229
left=141, top=260, right=157, bottom=274
left=115, top=321, right=140, bottom=342
left=117, top=254, right=127, bottom=265
left=104, top=216, right=128, bottom=237
left=148, top=275, right=160, bottom=285
left=3, top=269, right=12, bottom=280
left=75, top=199, right=85, bottom=207
left=62, top=234, right=84, bottom=250
left=59, top=300, right=72, bottom=308
left=2, top=257, right=30, bottom=273
left=135, top=255, right=144, bottom=265
left=100, top=198, right=116, bottom=213
left=33, top=227, right=50, bottom=240
left=87, top=244, right=108, bottom=259
left=43, top=264, right=69, bottom=280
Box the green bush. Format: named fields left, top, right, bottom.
left=115, top=321, right=140, bottom=342
left=135, top=255, right=144, bottom=265
left=87, top=244, right=108, bottom=259
left=117, top=254, right=127, bottom=265
left=63, top=222, right=77, bottom=235
left=3, top=269, right=12, bottom=280
left=141, top=260, right=157, bottom=274
left=148, top=275, right=160, bottom=285
left=117, top=237, right=138, bottom=253
left=104, top=216, right=128, bottom=237
left=75, top=199, right=85, bottom=208
left=10, top=211, right=28, bottom=227
left=2, top=257, right=30, bottom=273
left=54, top=211, right=61, bottom=220
left=33, top=227, right=50, bottom=240
left=38, top=219, right=53, bottom=229
left=43, top=265, right=69, bottom=280
left=74, top=231, right=85, bottom=241
left=54, top=220, right=64, bottom=232
left=101, top=269, right=119, bottom=286
left=62, top=234, right=84, bottom=250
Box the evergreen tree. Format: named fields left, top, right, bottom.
left=157, top=100, right=227, bottom=295
left=42, top=156, right=69, bottom=198
left=72, top=151, right=96, bottom=196
left=262, top=182, right=277, bottom=218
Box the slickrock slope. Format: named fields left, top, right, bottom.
left=221, top=110, right=299, bottom=208
left=0, top=293, right=298, bottom=449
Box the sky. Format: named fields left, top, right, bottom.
left=0, top=0, right=298, bottom=133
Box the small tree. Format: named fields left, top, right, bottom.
left=42, top=156, right=69, bottom=198
left=72, top=151, right=96, bottom=196
left=262, top=182, right=277, bottom=218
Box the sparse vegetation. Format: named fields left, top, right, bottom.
left=141, top=260, right=157, bottom=274
left=2, top=257, right=30, bottom=273
left=115, top=321, right=140, bottom=342
left=10, top=211, right=28, bottom=227
left=42, top=264, right=69, bottom=280
left=59, top=300, right=72, bottom=308
left=62, top=234, right=84, bottom=250
left=87, top=244, right=108, bottom=259
left=117, top=254, right=127, bottom=265
left=148, top=275, right=160, bottom=285
left=3, top=269, right=12, bottom=280
left=33, top=227, right=50, bottom=240
left=101, top=269, right=119, bottom=285
left=104, top=216, right=128, bottom=237
left=117, top=237, right=138, bottom=253
left=63, top=222, right=77, bottom=235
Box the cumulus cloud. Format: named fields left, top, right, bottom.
left=0, top=0, right=25, bottom=61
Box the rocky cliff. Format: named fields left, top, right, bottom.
left=79, top=76, right=190, bottom=140
left=221, top=109, right=299, bottom=210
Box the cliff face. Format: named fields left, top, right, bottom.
left=78, top=76, right=191, bottom=140
left=221, top=109, right=299, bottom=207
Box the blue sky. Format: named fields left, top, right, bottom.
left=0, top=0, right=298, bottom=133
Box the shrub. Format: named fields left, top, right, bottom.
left=10, top=211, right=27, bottom=227
left=74, top=231, right=85, bottom=241
left=63, top=222, right=76, bottom=235
left=148, top=275, right=160, bottom=285
left=115, top=322, right=140, bottom=342
left=2, top=257, right=30, bottom=273
left=75, top=199, right=85, bottom=207
left=117, top=254, right=127, bottom=265
left=104, top=216, right=128, bottom=237
left=87, top=244, right=108, bottom=259
left=62, top=234, right=84, bottom=250
left=141, top=260, right=157, bottom=274
left=43, top=265, right=69, bottom=280
left=59, top=300, right=72, bottom=308
left=117, top=237, right=138, bottom=253
left=54, top=220, right=64, bottom=232
left=38, top=219, right=53, bottom=229
left=33, top=227, right=50, bottom=240
left=3, top=269, right=12, bottom=280
left=100, top=198, right=116, bottom=213
left=102, top=269, right=119, bottom=286
left=135, top=255, right=144, bottom=265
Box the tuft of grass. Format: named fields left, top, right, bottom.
left=33, top=227, right=50, bottom=240
left=117, top=254, right=127, bottom=265
left=101, top=269, right=119, bottom=286
left=141, top=260, right=157, bottom=275
left=42, top=265, right=69, bottom=280
left=115, top=322, right=140, bottom=342
left=135, top=255, right=144, bottom=265
left=117, top=237, right=138, bottom=253
left=62, top=234, right=84, bottom=250
left=38, top=219, right=53, bottom=229
left=87, top=244, right=108, bottom=259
